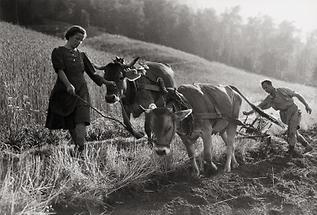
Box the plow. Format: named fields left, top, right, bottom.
left=237, top=115, right=274, bottom=142
left=230, top=85, right=285, bottom=143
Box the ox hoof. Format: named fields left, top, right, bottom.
left=189, top=166, right=200, bottom=178
left=232, top=162, right=239, bottom=169
left=210, top=162, right=218, bottom=171
left=191, top=170, right=200, bottom=178
left=203, top=161, right=218, bottom=176
left=204, top=161, right=218, bottom=171
left=224, top=167, right=231, bottom=173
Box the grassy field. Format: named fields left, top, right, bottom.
left=1, top=21, right=317, bottom=214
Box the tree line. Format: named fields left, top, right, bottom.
left=1, top=0, right=317, bottom=85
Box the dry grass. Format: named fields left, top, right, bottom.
left=0, top=131, right=195, bottom=214
left=0, top=150, right=67, bottom=214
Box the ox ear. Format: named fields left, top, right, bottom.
left=174, top=109, right=192, bottom=122
left=125, top=68, right=142, bottom=81
left=127, top=57, right=140, bottom=67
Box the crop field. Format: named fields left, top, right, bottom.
left=1, top=21, right=317, bottom=214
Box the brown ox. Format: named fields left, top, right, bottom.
left=95, top=57, right=176, bottom=141
left=145, top=83, right=242, bottom=175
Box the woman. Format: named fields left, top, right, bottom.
left=45, top=25, right=114, bottom=155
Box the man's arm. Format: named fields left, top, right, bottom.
left=294, top=93, right=312, bottom=114
left=243, top=96, right=272, bottom=115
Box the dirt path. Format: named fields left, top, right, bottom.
left=108, top=128, right=317, bottom=215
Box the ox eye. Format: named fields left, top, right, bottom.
left=165, top=126, right=172, bottom=133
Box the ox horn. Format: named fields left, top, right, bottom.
left=127, top=57, right=140, bottom=68
left=140, top=103, right=157, bottom=114
left=113, top=56, right=125, bottom=65
left=175, top=109, right=192, bottom=121
left=93, top=63, right=107, bottom=70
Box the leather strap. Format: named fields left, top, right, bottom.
left=194, top=112, right=221, bottom=119
left=137, top=83, right=161, bottom=92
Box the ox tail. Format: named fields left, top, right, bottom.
left=229, top=85, right=285, bottom=128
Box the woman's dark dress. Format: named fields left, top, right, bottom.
left=45, top=46, right=104, bottom=130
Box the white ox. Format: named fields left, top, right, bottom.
left=145, top=83, right=242, bottom=176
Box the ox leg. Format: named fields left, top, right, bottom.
left=221, top=125, right=238, bottom=172
left=201, top=129, right=217, bottom=173
left=181, top=136, right=200, bottom=177
left=144, top=113, right=153, bottom=147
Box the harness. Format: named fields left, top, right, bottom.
left=165, top=86, right=244, bottom=136
left=165, top=88, right=194, bottom=136
left=135, top=75, right=161, bottom=92
left=128, top=73, right=168, bottom=106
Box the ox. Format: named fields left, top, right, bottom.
left=144, top=83, right=242, bottom=176
left=95, top=57, right=176, bottom=141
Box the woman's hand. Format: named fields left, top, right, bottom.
left=243, top=110, right=253, bottom=115
left=67, top=84, right=76, bottom=95
left=104, top=80, right=116, bottom=87
left=57, top=70, right=76, bottom=95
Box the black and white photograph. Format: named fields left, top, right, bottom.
left=1, top=0, right=317, bottom=214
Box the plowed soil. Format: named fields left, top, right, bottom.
left=108, top=127, right=317, bottom=215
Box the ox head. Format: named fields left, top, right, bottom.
left=143, top=104, right=192, bottom=156
left=101, top=57, right=144, bottom=103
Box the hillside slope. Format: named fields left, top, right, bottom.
left=1, top=21, right=316, bottom=127
left=86, top=34, right=317, bottom=128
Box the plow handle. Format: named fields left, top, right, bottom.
left=229, top=85, right=285, bottom=128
